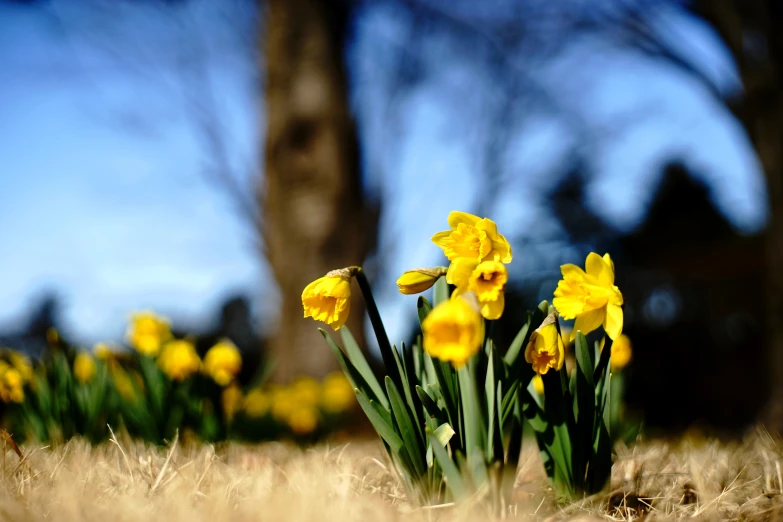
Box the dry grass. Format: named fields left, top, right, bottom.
left=0, top=428, right=781, bottom=521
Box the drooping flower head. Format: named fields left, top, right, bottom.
left=203, top=339, right=242, bottom=386
left=157, top=340, right=200, bottom=381
left=396, top=267, right=447, bottom=295
left=524, top=312, right=565, bottom=375
left=553, top=253, right=624, bottom=340
left=302, top=268, right=354, bottom=330
left=422, top=296, right=484, bottom=368
left=73, top=352, right=97, bottom=384
left=432, top=211, right=512, bottom=264
left=448, top=259, right=508, bottom=320
left=127, top=311, right=172, bottom=356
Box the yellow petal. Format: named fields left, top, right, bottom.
left=447, top=211, right=481, bottom=228
left=572, top=307, right=605, bottom=340
left=431, top=230, right=452, bottom=248
left=585, top=252, right=614, bottom=285
left=560, top=263, right=588, bottom=282
left=493, top=233, right=513, bottom=263
left=604, top=303, right=623, bottom=340
left=480, top=292, right=504, bottom=320
left=446, top=258, right=478, bottom=288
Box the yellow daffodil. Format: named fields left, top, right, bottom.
left=73, top=352, right=97, bottom=384
left=0, top=368, right=24, bottom=403
left=271, top=386, right=296, bottom=421
left=432, top=211, right=512, bottom=264
left=110, top=362, right=139, bottom=403
left=553, top=253, right=624, bottom=340
left=7, top=351, right=32, bottom=383
left=396, top=267, right=448, bottom=295
left=203, top=339, right=242, bottom=386
left=610, top=334, right=632, bottom=371
left=46, top=327, right=59, bottom=346
left=157, top=340, right=200, bottom=381
left=93, top=342, right=118, bottom=360
left=302, top=268, right=354, bottom=330
left=127, top=311, right=172, bottom=356
left=448, top=259, right=508, bottom=320
left=524, top=313, right=565, bottom=375
left=291, top=376, right=321, bottom=406
left=287, top=406, right=319, bottom=435
left=422, top=296, right=484, bottom=368
left=243, top=388, right=271, bottom=418
left=222, top=384, right=243, bottom=422
left=321, top=372, right=355, bottom=413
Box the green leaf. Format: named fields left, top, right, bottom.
left=431, top=422, right=456, bottom=447
left=429, top=434, right=467, bottom=499
left=417, top=296, right=432, bottom=327
left=457, top=365, right=485, bottom=463
left=320, top=329, right=389, bottom=410
left=355, top=391, right=403, bottom=452
left=415, top=385, right=442, bottom=419
left=433, top=277, right=449, bottom=306
left=386, top=376, right=426, bottom=477
left=340, top=327, right=388, bottom=408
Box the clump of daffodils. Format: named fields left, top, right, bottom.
left=305, top=210, right=629, bottom=506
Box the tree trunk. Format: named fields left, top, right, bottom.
left=262, top=0, right=369, bottom=381
left=695, top=1, right=783, bottom=430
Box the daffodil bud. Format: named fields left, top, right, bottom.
left=396, top=267, right=448, bottom=295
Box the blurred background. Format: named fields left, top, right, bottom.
left=0, top=0, right=780, bottom=435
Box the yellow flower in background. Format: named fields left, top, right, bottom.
left=0, top=368, right=24, bottom=403
left=222, top=384, right=243, bottom=422
left=271, top=386, right=296, bottom=421
left=396, top=267, right=448, bottom=295
left=525, top=313, right=565, bottom=375
left=291, top=376, right=321, bottom=406
left=610, top=334, right=632, bottom=371
left=127, top=311, right=172, bottom=356
left=46, top=327, right=60, bottom=346
left=321, top=372, right=355, bottom=413
left=73, top=352, right=97, bottom=384
left=448, top=259, right=508, bottom=320
left=432, top=211, right=512, bottom=264
left=109, top=362, right=139, bottom=403
left=203, top=339, right=242, bottom=386
left=287, top=406, right=319, bottom=435
left=302, top=269, right=353, bottom=330
left=553, top=253, right=624, bottom=340
left=7, top=351, right=32, bottom=383
left=93, top=342, right=118, bottom=360
left=157, top=340, right=200, bottom=381
left=422, top=296, right=484, bottom=368
left=531, top=375, right=544, bottom=396
left=243, top=388, right=271, bottom=418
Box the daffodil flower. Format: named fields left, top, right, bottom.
left=396, top=267, right=447, bottom=295
left=553, top=253, right=624, bottom=340
left=421, top=296, right=484, bottom=368
left=524, top=313, right=565, bottom=375
left=302, top=268, right=354, bottom=330
left=432, top=211, right=512, bottom=264
left=447, top=258, right=508, bottom=320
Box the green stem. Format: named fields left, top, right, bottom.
left=354, top=268, right=402, bottom=390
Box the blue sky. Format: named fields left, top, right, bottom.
left=0, top=0, right=769, bottom=349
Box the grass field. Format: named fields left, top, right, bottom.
left=0, top=428, right=781, bottom=521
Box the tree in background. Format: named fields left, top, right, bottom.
left=262, top=0, right=375, bottom=381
